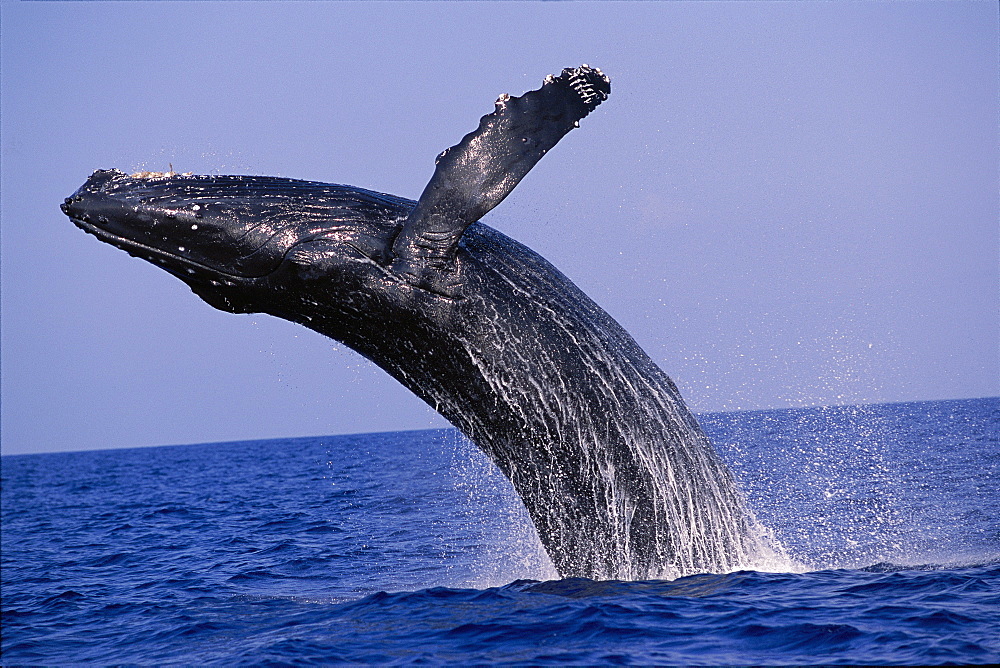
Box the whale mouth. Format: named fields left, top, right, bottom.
left=67, top=213, right=257, bottom=285
left=63, top=169, right=414, bottom=286
left=60, top=169, right=303, bottom=283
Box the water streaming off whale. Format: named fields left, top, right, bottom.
left=61, top=66, right=792, bottom=579
left=61, top=175, right=791, bottom=579
left=394, top=222, right=791, bottom=580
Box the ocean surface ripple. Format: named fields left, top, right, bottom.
left=2, top=398, right=998, bottom=664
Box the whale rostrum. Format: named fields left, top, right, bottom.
left=62, top=65, right=771, bottom=579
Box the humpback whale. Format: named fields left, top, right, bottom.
left=62, top=66, right=766, bottom=580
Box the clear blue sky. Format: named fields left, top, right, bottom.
left=2, top=1, right=997, bottom=455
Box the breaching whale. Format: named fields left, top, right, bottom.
left=62, top=66, right=765, bottom=580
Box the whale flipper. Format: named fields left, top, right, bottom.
left=391, top=65, right=610, bottom=296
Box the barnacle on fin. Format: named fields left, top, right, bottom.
left=542, top=64, right=611, bottom=117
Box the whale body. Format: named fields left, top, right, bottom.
left=62, top=66, right=765, bottom=579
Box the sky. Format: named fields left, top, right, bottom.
left=1, top=1, right=997, bottom=455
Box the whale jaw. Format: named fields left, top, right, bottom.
left=61, top=169, right=421, bottom=314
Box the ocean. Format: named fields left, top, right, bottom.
left=2, top=397, right=998, bottom=664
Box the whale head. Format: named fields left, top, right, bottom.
left=61, top=168, right=419, bottom=317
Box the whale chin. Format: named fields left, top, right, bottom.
left=62, top=168, right=417, bottom=287
left=61, top=169, right=295, bottom=281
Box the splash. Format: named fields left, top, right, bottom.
left=706, top=399, right=1000, bottom=573
left=408, top=225, right=800, bottom=581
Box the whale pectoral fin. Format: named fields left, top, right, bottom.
left=390, top=65, right=610, bottom=296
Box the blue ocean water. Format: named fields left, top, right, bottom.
left=2, top=397, right=998, bottom=664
